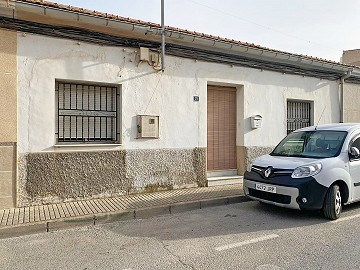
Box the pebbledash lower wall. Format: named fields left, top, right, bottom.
left=17, top=148, right=206, bottom=207
left=237, top=146, right=274, bottom=174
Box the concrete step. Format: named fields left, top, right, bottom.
left=207, top=169, right=238, bottom=178
left=207, top=175, right=243, bottom=187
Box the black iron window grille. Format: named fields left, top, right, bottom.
left=287, top=100, right=311, bottom=134
left=55, top=81, right=120, bottom=143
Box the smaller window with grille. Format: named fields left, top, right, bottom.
left=55, top=81, right=120, bottom=144
left=287, top=100, right=312, bottom=134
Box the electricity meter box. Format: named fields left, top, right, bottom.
left=137, top=115, right=159, bottom=138
left=250, top=115, right=262, bottom=129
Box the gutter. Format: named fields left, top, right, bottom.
left=340, top=70, right=353, bottom=123
left=11, top=0, right=351, bottom=75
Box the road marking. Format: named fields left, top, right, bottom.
left=332, top=213, right=360, bottom=223
left=215, top=234, right=279, bottom=251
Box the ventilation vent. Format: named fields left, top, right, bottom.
left=137, top=115, right=159, bottom=138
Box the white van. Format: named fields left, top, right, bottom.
left=243, top=123, right=360, bottom=220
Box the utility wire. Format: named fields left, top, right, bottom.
left=185, top=0, right=340, bottom=53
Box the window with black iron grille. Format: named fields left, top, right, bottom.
left=287, top=100, right=311, bottom=134
left=55, top=81, right=120, bottom=143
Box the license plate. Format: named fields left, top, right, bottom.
left=254, top=183, right=277, bottom=193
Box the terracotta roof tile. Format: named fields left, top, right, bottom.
left=15, top=0, right=350, bottom=67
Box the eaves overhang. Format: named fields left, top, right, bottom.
left=3, top=0, right=360, bottom=82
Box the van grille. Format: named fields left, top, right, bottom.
left=252, top=165, right=293, bottom=178
left=249, top=188, right=291, bottom=204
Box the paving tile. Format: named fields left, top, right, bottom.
left=140, top=194, right=165, bottom=207
left=57, top=204, right=67, bottom=218
left=104, top=198, right=121, bottom=211
left=127, top=197, right=140, bottom=208
left=102, top=198, right=117, bottom=212
left=12, top=208, right=20, bottom=226
left=17, top=208, right=25, bottom=224
left=86, top=200, right=98, bottom=214
left=0, top=209, right=4, bottom=224
left=6, top=208, right=14, bottom=226
left=121, top=196, right=135, bottom=209
left=0, top=184, right=244, bottom=228
left=63, top=203, right=75, bottom=217
left=48, top=205, right=56, bottom=219
left=29, top=207, right=35, bottom=223
left=69, top=202, right=81, bottom=216
left=73, top=201, right=86, bottom=215
left=77, top=201, right=91, bottom=215
left=95, top=199, right=110, bottom=212
left=133, top=194, right=154, bottom=208
left=34, top=206, right=41, bottom=222
left=23, top=207, right=30, bottom=223
left=0, top=209, right=9, bottom=226
left=43, top=205, right=51, bottom=220
left=86, top=200, right=100, bottom=213
left=38, top=205, right=45, bottom=221
left=102, top=199, right=116, bottom=212
left=111, top=197, right=128, bottom=209
left=113, top=197, right=127, bottom=210
left=98, top=199, right=111, bottom=212
left=149, top=193, right=175, bottom=205
left=88, top=200, right=100, bottom=213
left=53, top=204, right=62, bottom=219
left=127, top=196, right=146, bottom=209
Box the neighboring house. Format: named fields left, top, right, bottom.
left=1, top=0, right=360, bottom=208
left=342, top=50, right=360, bottom=122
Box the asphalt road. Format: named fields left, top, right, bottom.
left=2, top=200, right=360, bottom=270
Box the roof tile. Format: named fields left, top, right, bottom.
left=15, top=0, right=352, bottom=67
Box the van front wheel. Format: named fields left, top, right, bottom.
left=323, top=184, right=342, bottom=220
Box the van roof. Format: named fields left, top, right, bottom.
left=296, top=123, right=360, bottom=133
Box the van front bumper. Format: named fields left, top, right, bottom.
left=243, top=172, right=328, bottom=210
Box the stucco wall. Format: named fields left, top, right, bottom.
left=344, top=82, right=360, bottom=122
left=17, top=34, right=340, bottom=153
left=16, top=33, right=342, bottom=205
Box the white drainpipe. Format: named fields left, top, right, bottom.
left=161, top=0, right=165, bottom=71
left=340, top=70, right=352, bottom=123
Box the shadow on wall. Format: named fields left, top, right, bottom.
left=124, top=116, right=158, bottom=143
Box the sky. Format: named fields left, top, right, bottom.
left=55, top=0, right=360, bottom=62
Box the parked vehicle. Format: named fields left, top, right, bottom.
left=243, top=123, right=360, bottom=219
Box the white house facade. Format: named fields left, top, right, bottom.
left=1, top=0, right=360, bottom=208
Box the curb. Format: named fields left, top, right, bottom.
left=0, top=195, right=249, bottom=239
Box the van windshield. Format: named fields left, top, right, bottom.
left=271, top=130, right=347, bottom=158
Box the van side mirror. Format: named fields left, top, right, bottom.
left=350, top=147, right=360, bottom=159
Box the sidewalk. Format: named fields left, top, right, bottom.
left=0, top=184, right=246, bottom=237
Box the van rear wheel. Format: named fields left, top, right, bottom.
left=323, top=184, right=342, bottom=220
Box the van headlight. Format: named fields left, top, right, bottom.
left=291, top=163, right=322, bottom=178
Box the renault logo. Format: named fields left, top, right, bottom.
left=264, top=167, right=272, bottom=178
